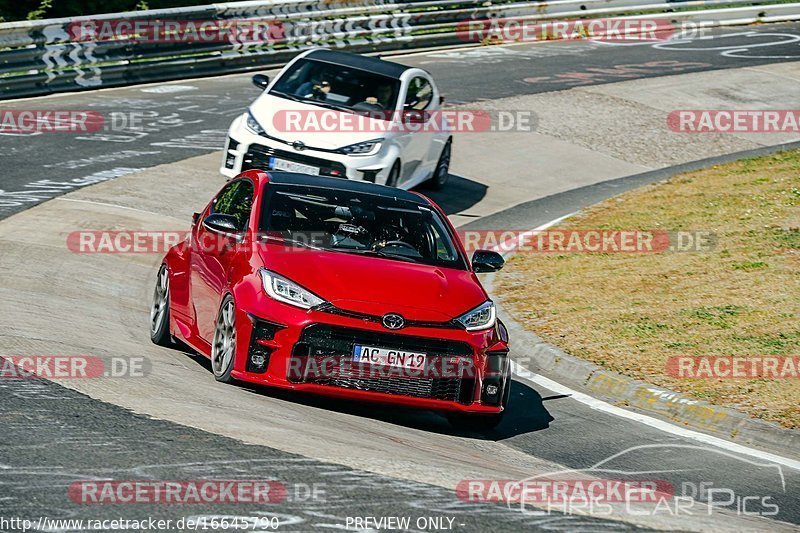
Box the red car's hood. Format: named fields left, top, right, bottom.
left=259, top=246, right=486, bottom=322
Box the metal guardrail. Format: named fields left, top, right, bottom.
left=0, top=0, right=798, bottom=99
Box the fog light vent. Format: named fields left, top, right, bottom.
left=246, top=314, right=283, bottom=374
left=224, top=138, right=240, bottom=169
left=360, top=170, right=379, bottom=183
left=247, top=349, right=270, bottom=373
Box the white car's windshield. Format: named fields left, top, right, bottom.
left=270, top=58, right=401, bottom=113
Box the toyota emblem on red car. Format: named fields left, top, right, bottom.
left=382, top=313, right=405, bottom=330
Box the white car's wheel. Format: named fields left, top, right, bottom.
left=385, top=162, right=401, bottom=187
left=426, top=140, right=451, bottom=190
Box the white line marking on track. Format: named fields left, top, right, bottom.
left=488, top=212, right=576, bottom=256
left=55, top=197, right=166, bottom=217
left=500, top=215, right=800, bottom=471
left=512, top=357, right=800, bottom=471
left=140, top=84, right=197, bottom=94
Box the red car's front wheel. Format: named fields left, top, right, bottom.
left=211, top=295, right=237, bottom=383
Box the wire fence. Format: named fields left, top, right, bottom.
left=1, top=0, right=798, bottom=99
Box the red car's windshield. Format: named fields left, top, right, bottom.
left=260, top=184, right=467, bottom=270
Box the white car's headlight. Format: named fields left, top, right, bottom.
left=245, top=111, right=266, bottom=135
left=259, top=268, right=325, bottom=309
left=456, top=301, right=496, bottom=331
left=339, top=138, right=383, bottom=156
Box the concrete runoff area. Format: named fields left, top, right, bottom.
left=441, top=62, right=800, bottom=223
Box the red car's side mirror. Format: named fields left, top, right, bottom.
left=472, top=250, right=505, bottom=273
left=202, top=214, right=244, bottom=242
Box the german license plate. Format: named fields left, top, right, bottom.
left=269, top=156, right=320, bottom=176
left=353, top=345, right=426, bottom=371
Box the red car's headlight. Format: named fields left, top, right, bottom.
left=456, top=301, right=496, bottom=331
left=259, top=268, right=325, bottom=309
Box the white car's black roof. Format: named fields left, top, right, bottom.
left=304, top=49, right=412, bottom=79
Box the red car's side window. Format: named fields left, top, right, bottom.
left=211, top=179, right=254, bottom=231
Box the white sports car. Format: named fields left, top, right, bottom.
left=220, top=48, right=452, bottom=189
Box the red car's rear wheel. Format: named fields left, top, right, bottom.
left=150, top=264, right=171, bottom=346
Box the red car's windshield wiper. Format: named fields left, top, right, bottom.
left=261, top=234, right=321, bottom=250
left=333, top=248, right=422, bottom=263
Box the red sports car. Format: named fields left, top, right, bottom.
left=150, top=170, right=511, bottom=428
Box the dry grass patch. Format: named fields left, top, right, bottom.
left=496, top=150, right=800, bottom=428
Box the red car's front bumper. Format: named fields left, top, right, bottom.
left=227, top=295, right=510, bottom=414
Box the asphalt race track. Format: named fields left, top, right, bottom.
left=2, top=23, right=800, bottom=219
left=1, top=22, right=800, bottom=532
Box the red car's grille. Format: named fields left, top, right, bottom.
left=289, top=324, right=476, bottom=404
left=311, top=372, right=462, bottom=402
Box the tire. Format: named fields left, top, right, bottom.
left=425, top=140, right=451, bottom=190
left=447, top=366, right=511, bottom=430
left=385, top=161, right=401, bottom=187
left=149, top=264, right=172, bottom=346
left=500, top=371, right=513, bottom=408
left=211, top=294, right=237, bottom=384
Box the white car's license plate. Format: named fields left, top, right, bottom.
left=269, top=157, right=320, bottom=176
left=353, top=345, right=426, bottom=370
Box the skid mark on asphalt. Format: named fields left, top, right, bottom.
left=0, top=374, right=642, bottom=531
left=0, top=168, right=142, bottom=213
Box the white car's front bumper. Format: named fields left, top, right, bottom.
left=220, top=115, right=398, bottom=185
